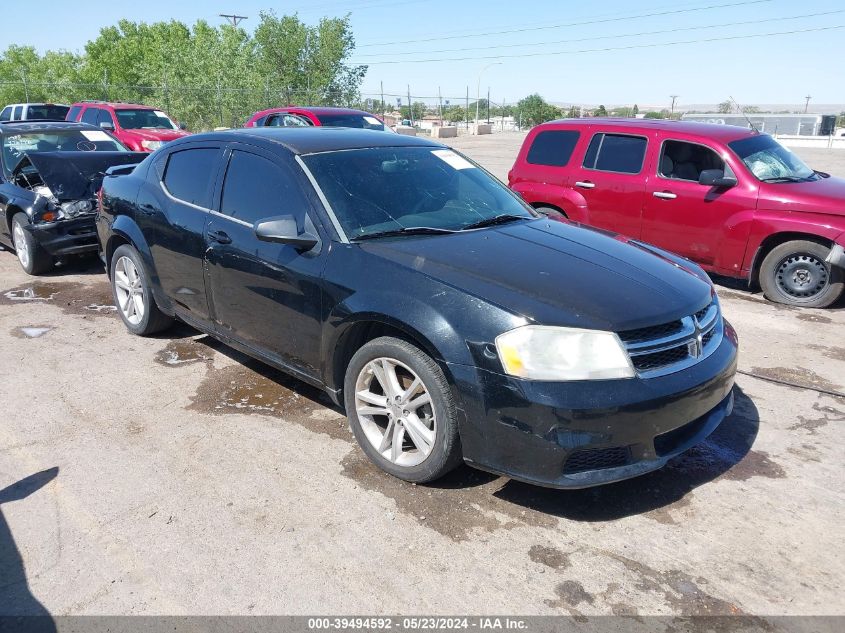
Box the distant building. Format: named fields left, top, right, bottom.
left=681, top=113, right=838, bottom=136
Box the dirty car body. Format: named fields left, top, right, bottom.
left=0, top=121, right=145, bottom=269
left=97, top=128, right=738, bottom=489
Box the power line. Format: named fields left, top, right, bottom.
left=351, top=24, right=845, bottom=65
left=355, top=0, right=776, bottom=48
left=354, top=9, right=844, bottom=58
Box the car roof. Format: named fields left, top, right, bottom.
left=0, top=121, right=100, bottom=135
left=4, top=103, right=69, bottom=108
left=253, top=106, right=379, bottom=118
left=540, top=117, right=759, bottom=143
left=71, top=102, right=159, bottom=110
left=170, top=127, right=441, bottom=155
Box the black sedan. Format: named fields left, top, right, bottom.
left=97, top=127, right=738, bottom=488
left=0, top=121, right=144, bottom=274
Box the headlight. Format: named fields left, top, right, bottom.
left=495, top=325, right=635, bottom=381
left=60, top=199, right=93, bottom=217
left=141, top=140, right=164, bottom=151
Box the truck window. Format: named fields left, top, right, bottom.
left=12, top=106, right=23, bottom=120
left=659, top=140, right=725, bottom=182
left=81, top=107, right=101, bottom=125
left=583, top=133, right=647, bottom=174
left=0, top=107, right=11, bottom=122
left=66, top=105, right=82, bottom=121
left=526, top=130, right=580, bottom=167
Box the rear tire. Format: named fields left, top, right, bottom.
left=344, top=336, right=462, bottom=483
left=759, top=240, right=844, bottom=308
left=110, top=244, right=173, bottom=335
left=12, top=212, right=53, bottom=275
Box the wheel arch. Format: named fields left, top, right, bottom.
left=749, top=231, right=835, bottom=287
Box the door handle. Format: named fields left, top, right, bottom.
left=653, top=191, right=677, bottom=200
left=207, top=230, right=232, bottom=245
left=574, top=181, right=595, bottom=189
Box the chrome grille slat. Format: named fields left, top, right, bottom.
left=618, top=298, right=722, bottom=378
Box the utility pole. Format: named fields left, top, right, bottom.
left=438, top=87, right=443, bottom=127
left=486, top=87, right=490, bottom=124
left=380, top=81, right=384, bottom=119
left=670, top=95, right=679, bottom=115
left=465, top=86, right=469, bottom=130
left=804, top=95, right=812, bottom=113
left=407, top=85, right=413, bottom=127
left=18, top=68, right=29, bottom=102
left=219, top=14, right=248, bottom=26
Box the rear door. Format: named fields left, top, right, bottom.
left=204, top=143, right=328, bottom=380
left=135, top=143, right=224, bottom=324
left=565, top=130, right=653, bottom=238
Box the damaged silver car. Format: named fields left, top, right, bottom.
left=0, top=121, right=145, bottom=274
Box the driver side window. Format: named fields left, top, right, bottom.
left=659, top=140, right=728, bottom=182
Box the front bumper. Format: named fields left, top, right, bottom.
left=25, top=215, right=98, bottom=257
left=450, top=320, right=739, bottom=489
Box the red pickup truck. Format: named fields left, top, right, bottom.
left=508, top=119, right=845, bottom=308
left=66, top=101, right=189, bottom=152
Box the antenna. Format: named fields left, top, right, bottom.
left=220, top=14, right=248, bottom=26
left=729, top=96, right=759, bottom=134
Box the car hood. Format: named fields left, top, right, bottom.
left=121, top=128, right=189, bottom=142
left=758, top=176, right=845, bottom=215
left=20, top=151, right=147, bottom=200
left=359, top=219, right=713, bottom=331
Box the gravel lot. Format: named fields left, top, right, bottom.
left=0, top=136, right=843, bottom=620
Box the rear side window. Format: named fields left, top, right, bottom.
left=12, top=106, right=23, bottom=120
left=163, top=148, right=218, bottom=207
left=66, top=105, right=82, bottom=121
left=81, top=107, right=100, bottom=125
left=526, top=130, right=580, bottom=166
left=220, top=150, right=309, bottom=224
left=0, top=107, right=10, bottom=122
left=583, top=133, right=647, bottom=174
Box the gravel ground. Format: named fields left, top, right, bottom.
left=0, top=137, right=843, bottom=621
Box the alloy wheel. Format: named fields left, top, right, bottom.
left=114, top=256, right=145, bottom=325
left=13, top=223, right=30, bottom=269
left=354, top=357, right=436, bottom=468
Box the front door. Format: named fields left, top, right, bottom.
left=566, top=131, right=652, bottom=238
left=641, top=138, right=757, bottom=272
left=204, top=144, right=328, bottom=380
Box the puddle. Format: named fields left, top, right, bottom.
left=545, top=580, right=595, bottom=610
left=749, top=366, right=842, bottom=393
left=10, top=326, right=54, bottom=339
left=155, top=338, right=216, bottom=367
left=788, top=402, right=844, bottom=435
left=528, top=544, right=573, bottom=570
left=0, top=281, right=116, bottom=318
left=340, top=451, right=557, bottom=541
left=797, top=313, right=832, bottom=324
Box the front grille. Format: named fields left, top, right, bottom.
left=619, top=298, right=722, bottom=378
left=563, top=446, right=631, bottom=474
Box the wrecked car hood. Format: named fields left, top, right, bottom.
left=16, top=151, right=146, bottom=201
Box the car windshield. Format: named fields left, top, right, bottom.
left=26, top=105, right=69, bottom=120
left=316, top=113, right=386, bottom=131
left=115, top=108, right=177, bottom=130
left=302, top=146, right=535, bottom=239
left=2, top=129, right=126, bottom=173
left=728, top=134, right=817, bottom=182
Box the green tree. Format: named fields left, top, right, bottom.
left=718, top=100, right=733, bottom=114
left=644, top=111, right=665, bottom=119
left=594, top=104, right=608, bottom=117
left=632, top=104, right=639, bottom=116
left=399, top=101, right=427, bottom=121
left=514, top=93, right=561, bottom=128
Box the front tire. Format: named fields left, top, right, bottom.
left=759, top=240, right=844, bottom=308
left=12, top=212, right=53, bottom=275
left=344, top=337, right=462, bottom=483
left=110, top=244, right=173, bottom=335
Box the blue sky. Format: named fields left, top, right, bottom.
left=4, top=0, right=844, bottom=108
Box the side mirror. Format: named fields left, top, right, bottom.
left=100, top=121, right=115, bottom=131
left=178, top=122, right=187, bottom=130
left=254, top=215, right=318, bottom=251
left=699, top=169, right=737, bottom=187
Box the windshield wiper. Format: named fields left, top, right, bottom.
left=760, top=175, right=813, bottom=183
left=461, top=214, right=528, bottom=231
left=352, top=226, right=457, bottom=241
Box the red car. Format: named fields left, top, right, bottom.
left=66, top=101, right=190, bottom=152
left=509, top=119, right=845, bottom=308
left=244, top=106, right=389, bottom=131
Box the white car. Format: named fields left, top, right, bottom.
left=0, top=103, right=70, bottom=122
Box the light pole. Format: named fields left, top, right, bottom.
left=804, top=95, right=812, bottom=113
left=670, top=95, right=679, bottom=115
left=476, top=62, right=502, bottom=128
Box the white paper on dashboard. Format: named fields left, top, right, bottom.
left=81, top=130, right=112, bottom=141
left=431, top=149, right=475, bottom=170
